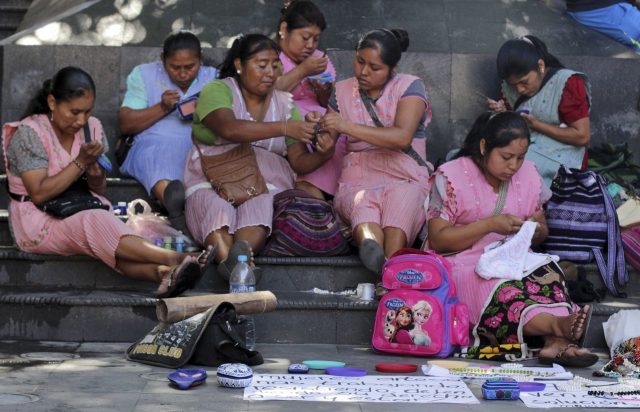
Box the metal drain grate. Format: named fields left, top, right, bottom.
left=0, top=393, right=39, bottom=405
left=19, top=352, right=79, bottom=361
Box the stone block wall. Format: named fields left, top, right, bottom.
left=1, top=44, right=639, bottom=174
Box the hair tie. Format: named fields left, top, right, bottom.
left=283, top=0, right=293, bottom=10
left=519, top=36, right=534, bottom=46
left=379, top=28, right=395, bottom=38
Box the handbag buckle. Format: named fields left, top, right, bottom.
left=246, top=186, right=258, bottom=197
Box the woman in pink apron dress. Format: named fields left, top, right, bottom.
left=275, top=0, right=345, bottom=200
left=2, top=67, right=210, bottom=298
left=318, top=28, right=432, bottom=277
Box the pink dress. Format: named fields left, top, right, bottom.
left=183, top=77, right=296, bottom=244
left=332, top=74, right=432, bottom=243
left=279, top=50, right=345, bottom=196
left=1, top=115, right=134, bottom=269
left=427, top=157, right=549, bottom=325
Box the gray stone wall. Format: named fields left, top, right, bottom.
left=1, top=44, right=639, bottom=174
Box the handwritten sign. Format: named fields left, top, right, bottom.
left=244, top=374, right=479, bottom=404
left=520, top=382, right=640, bottom=409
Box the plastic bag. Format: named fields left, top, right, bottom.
left=125, top=199, right=195, bottom=249
left=602, top=309, right=640, bottom=358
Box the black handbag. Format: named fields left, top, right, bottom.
left=40, top=123, right=109, bottom=218
left=126, top=302, right=263, bottom=368
left=8, top=122, right=110, bottom=218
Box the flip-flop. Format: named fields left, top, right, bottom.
left=197, top=244, right=219, bottom=277
left=538, top=344, right=599, bottom=368
left=217, top=240, right=251, bottom=281
left=157, top=259, right=202, bottom=298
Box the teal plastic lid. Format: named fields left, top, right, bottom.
left=237, top=255, right=248, bottom=262
left=302, top=360, right=346, bottom=370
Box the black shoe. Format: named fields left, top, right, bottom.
left=359, top=239, right=386, bottom=275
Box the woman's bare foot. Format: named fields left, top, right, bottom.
left=539, top=336, right=592, bottom=359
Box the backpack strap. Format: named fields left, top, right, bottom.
left=593, top=173, right=628, bottom=297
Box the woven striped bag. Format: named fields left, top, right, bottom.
left=262, top=189, right=351, bottom=257
left=543, top=166, right=628, bottom=297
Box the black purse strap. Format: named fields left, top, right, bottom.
left=357, top=88, right=430, bottom=170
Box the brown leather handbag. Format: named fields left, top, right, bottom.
left=193, top=140, right=268, bottom=206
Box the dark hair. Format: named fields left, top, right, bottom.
left=162, top=31, right=202, bottom=59
left=22, top=66, right=96, bottom=119
left=218, top=34, right=280, bottom=79
left=457, top=111, right=531, bottom=165
left=357, top=28, right=409, bottom=68
left=279, top=0, right=326, bottom=35
left=497, top=35, right=563, bottom=80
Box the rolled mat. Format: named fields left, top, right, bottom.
left=157, top=291, right=277, bottom=323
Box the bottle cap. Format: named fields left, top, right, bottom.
left=175, top=236, right=184, bottom=243
left=237, top=255, right=248, bottom=262
left=117, top=201, right=126, bottom=206
left=163, top=236, right=172, bottom=242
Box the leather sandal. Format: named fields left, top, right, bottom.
left=156, top=258, right=202, bottom=298
left=538, top=343, right=598, bottom=368
left=570, top=305, right=592, bottom=346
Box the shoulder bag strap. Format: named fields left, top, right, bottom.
left=593, top=173, right=628, bottom=297
left=357, top=88, right=430, bottom=169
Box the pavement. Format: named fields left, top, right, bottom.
left=0, top=341, right=621, bottom=412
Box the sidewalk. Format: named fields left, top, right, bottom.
left=0, top=341, right=613, bottom=411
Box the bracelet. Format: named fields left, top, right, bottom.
left=72, top=158, right=86, bottom=172
left=284, top=117, right=288, bottom=138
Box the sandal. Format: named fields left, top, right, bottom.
left=359, top=239, right=386, bottom=275
left=197, top=244, right=218, bottom=276
left=570, top=304, right=592, bottom=346
left=538, top=343, right=599, bottom=368
left=156, top=258, right=202, bottom=298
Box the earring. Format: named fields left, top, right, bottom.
left=279, top=31, right=285, bottom=39
left=541, top=68, right=545, bottom=75
left=236, top=69, right=241, bottom=74
left=50, top=112, right=54, bottom=121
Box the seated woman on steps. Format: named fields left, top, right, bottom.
left=1, top=66, right=214, bottom=298
left=275, top=0, right=343, bottom=200
left=426, top=111, right=596, bottom=367
left=184, top=34, right=331, bottom=280
left=487, top=35, right=591, bottom=187
left=316, top=28, right=432, bottom=277
left=119, top=31, right=218, bottom=235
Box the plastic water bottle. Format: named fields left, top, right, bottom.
left=229, top=255, right=256, bottom=350
left=175, top=236, right=185, bottom=253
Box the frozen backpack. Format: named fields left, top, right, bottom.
left=372, top=249, right=470, bottom=358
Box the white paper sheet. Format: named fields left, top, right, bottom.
left=520, top=381, right=640, bottom=409
left=244, top=374, right=479, bottom=404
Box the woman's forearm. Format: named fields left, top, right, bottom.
left=428, top=218, right=495, bottom=254
left=341, top=120, right=412, bottom=150
left=119, top=105, right=168, bottom=135
left=23, top=163, right=85, bottom=205
left=274, top=66, right=308, bottom=93
left=530, top=117, right=590, bottom=146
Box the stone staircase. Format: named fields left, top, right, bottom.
left=0, top=0, right=639, bottom=352
left=0, top=0, right=31, bottom=41
left=0, top=175, right=638, bottom=349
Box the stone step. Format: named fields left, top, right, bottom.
left=0, top=286, right=635, bottom=348
left=0, top=289, right=376, bottom=344
left=0, top=175, right=152, bottom=210
left=0, top=247, right=372, bottom=292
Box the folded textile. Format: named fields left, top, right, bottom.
left=476, top=221, right=559, bottom=280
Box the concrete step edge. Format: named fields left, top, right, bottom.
left=0, top=245, right=362, bottom=265
left=0, top=289, right=379, bottom=310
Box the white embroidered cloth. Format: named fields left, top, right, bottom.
left=476, top=221, right=558, bottom=280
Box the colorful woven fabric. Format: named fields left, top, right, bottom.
left=262, top=189, right=350, bottom=257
